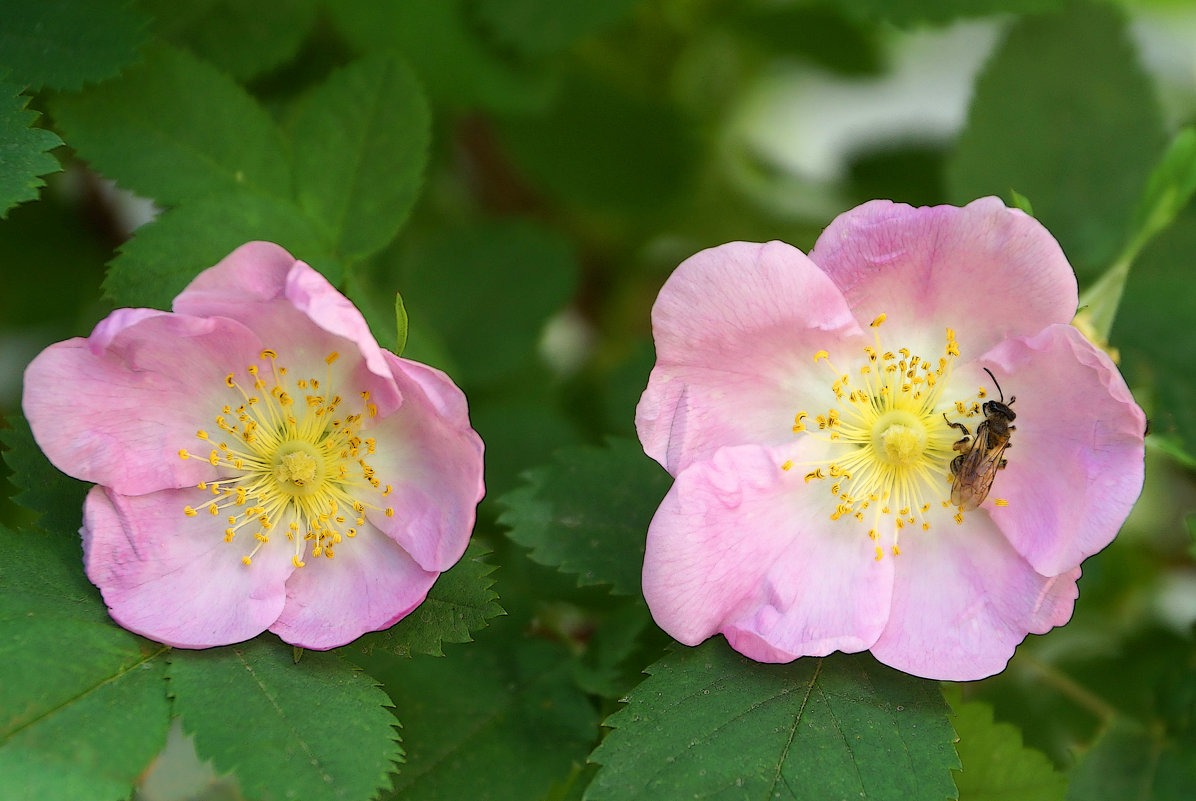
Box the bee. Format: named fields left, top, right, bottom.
left=943, top=368, right=1016, bottom=511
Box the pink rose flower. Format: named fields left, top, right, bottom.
left=635, top=198, right=1145, bottom=680
left=23, top=242, right=485, bottom=650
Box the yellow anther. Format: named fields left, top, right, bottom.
left=870, top=313, right=886, bottom=327
left=994, top=498, right=1009, bottom=506
left=781, top=460, right=794, bottom=471
left=814, top=350, right=829, bottom=362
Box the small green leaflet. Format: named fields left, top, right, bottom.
left=499, top=438, right=670, bottom=596
left=350, top=542, right=503, bottom=658
left=586, top=641, right=959, bottom=801
left=0, top=78, right=62, bottom=219
left=395, top=291, right=409, bottom=357
left=168, top=638, right=402, bottom=801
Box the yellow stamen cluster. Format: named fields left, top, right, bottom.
left=179, top=349, right=393, bottom=567
left=787, top=316, right=986, bottom=560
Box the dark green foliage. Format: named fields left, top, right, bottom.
left=169, top=639, right=403, bottom=801
left=0, top=79, right=62, bottom=219
left=587, top=641, right=960, bottom=801
left=500, top=438, right=669, bottom=596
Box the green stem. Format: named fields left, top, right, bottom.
left=1018, top=655, right=1118, bottom=723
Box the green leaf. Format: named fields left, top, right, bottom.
left=1113, top=207, right=1196, bottom=458
left=499, top=438, right=668, bottom=596
left=50, top=44, right=291, bottom=206
left=394, top=291, right=409, bottom=357
left=141, top=0, right=317, bottom=80
left=396, top=221, right=578, bottom=385
left=325, top=0, right=555, bottom=112
left=1067, top=719, right=1196, bottom=801
left=1126, top=126, right=1196, bottom=258
left=1009, top=189, right=1035, bottom=217
left=0, top=523, right=172, bottom=801
left=470, top=0, right=644, bottom=55
left=350, top=542, right=503, bottom=658
left=586, top=641, right=959, bottom=801
left=946, top=0, right=1166, bottom=276
left=168, top=638, right=402, bottom=801
left=0, top=416, right=88, bottom=538
left=0, top=0, right=149, bottom=91
left=951, top=696, right=1066, bottom=801
left=287, top=53, right=430, bottom=264
left=371, top=636, right=599, bottom=801
left=0, top=78, right=62, bottom=219
left=105, top=191, right=339, bottom=309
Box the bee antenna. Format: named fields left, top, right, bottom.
left=982, top=367, right=1005, bottom=403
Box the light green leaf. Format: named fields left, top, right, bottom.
left=0, top=78, right=62, bottom=219
left=0, top=416, right=88, bottom=538
left=470, top=0, right=644, bottom=55
left=1126, top=126, right=1196, bottom=258
left=350, top=543, right=503, bottom=658
left=0, top=0, right=149, bottom=91
left=951, top=696, right=1066, bottom=801
left=586, top=642, right=959, bottom=801
left=373, top=637, right=599, bottom=801
left=0, top=523, right=172, bottom=801
left=396, top=221, right=578, bottom=384
left=499, top=438, right=668, bottom=596
left=287, top=53, right=430, bottom=264
left=105, top=191, right=339, bottom=309
left=168, top=639, right=402, bottom=801
left=50, top=44, right=292, bottom=206
left=394, top=291, right=409, bottom=357
left=140, top=0, right=317, bottom=80
left=947, top=0, right=1166, bottom=277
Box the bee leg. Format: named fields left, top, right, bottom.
left=943, top=414, right=972, bottom=452
left=998, top=458, right=1008, bottom=470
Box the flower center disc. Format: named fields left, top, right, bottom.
left=873, top=411, right=927, bottom=466
left=272, top=443, right=324, bottom=497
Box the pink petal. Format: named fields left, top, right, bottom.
left=359, top=352, right=485, bottom=572
left=82, top=486, right=293, bottom=648
left=269, top=526, right=439, bottom=650
left=869, top=517, right=1079, bottom=681
left=643, top=444, right=892, bottom=662
left=23, top=312, right=264, bottom=496
left=808, top=198, right=1079, bottom=362
left=172, top=242, right=397, bottom=409
left=636, top=241, right=864, bottom=475
left=981, top=324, right=1146, bottom=575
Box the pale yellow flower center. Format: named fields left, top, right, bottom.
left=179, top=349, right=394, bottom=568
left=784, top=314, right=1000, bottom=560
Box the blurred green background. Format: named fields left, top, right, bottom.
left=3, top=1, right=1196, bottom=799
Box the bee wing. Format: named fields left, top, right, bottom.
left=950, top=426, right=1008, bottom=511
